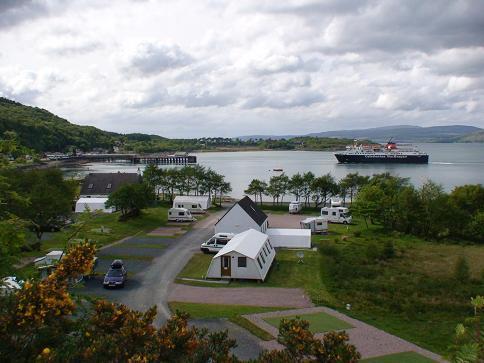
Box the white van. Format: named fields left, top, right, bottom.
left=321, top=207, right=352, bottom=224
left=200, top=233, right=235, bottom=253
left=300, top=217, right=328, bottom=233
left=289, top=201, right=302, bottom=214
left=168, top=208, right=195, bottom=222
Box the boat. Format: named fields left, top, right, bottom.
left=273, top=168, right=284, bottom=172
left=334, top=139, right=429, bottom=164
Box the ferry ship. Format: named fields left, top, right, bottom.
left=334, top=139, right=429, bottom=164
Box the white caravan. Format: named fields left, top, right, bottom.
left=288, top=201, right=302, bottom=214
left=200, top=233, right=235, bottom=253
left=173, top=195, right=211, bottom=214
left=321, top=207, right=352, bottom=224
left=300, top=217, right=328, bottom=233
left=168, top=208, right=195, bottom=222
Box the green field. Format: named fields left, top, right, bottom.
left=263, top=311, right=352, bottom=333
left=38, top=206, right=169, bottom=252
left=175, top=218, right=484, bottom=355
left=168, top=302, right=290, bottom=340
left=361, top=351, right=436, bottom=363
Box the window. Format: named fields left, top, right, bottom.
left=178, top=212, right=185, bottom=216
left=238, top=257, right=247, bottom=268
left=88, top=183, right=93, bottom=189
left=106, top=183, right=112, bottom=189
left=266, top=242, right=272, bottom=251
left=177, top=204, right=182, bottom=208
left=257, top=257, right=263, bottom=269
left=322, top=210, right=328, bottom=215
left=260, top=253, right=265, bottom=264
left=192, top=204, right=198, bottom=208
left=263, top=247, right=267, bottom=257
left=268, top=241, right=273, bottom=250
left=332, top=212, right=337, bottom=216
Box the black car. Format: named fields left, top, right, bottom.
left=103, top=260, right=127, bottom=288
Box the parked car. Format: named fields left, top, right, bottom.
left=289, top=201, right=302, bottom=214
left=200, top=233, right=235, bottom=253
left=0, top=276, right=23, bottom=295
left=103, top=260, right=127, bottom=288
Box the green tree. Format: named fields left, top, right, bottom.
left=301, top=172, right=315, bottom=207
left=245, top=179, right=267, bottom=205
left=310, top=173, right=338, bottom=207
left=288, top=173, right=305, bottom=201
left=142, top=164, right=162, bottom=198
left=340, top=173, right=369, bottom=204
left=106, top=183, right=151, bottom=219
left=0, top=217, right=27, bottom=276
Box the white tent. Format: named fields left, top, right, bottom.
left=267, top=228, right=311, bottom=248
left=173, top=195, right=211, bottom=213
left=206, top=229, right=276, bottom=281
left=75, top=197, right=114, bottom=213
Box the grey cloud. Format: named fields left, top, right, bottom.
left=0, top=0, right=48, bottom=28
left=243, top=89, right=325, bottom=109
left=125, top=43, right=193, bottom=76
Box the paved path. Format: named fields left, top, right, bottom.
left=115, top=210, right=226, bottom=326
left=168, top=284, right=314, bottom=308
left=243, top=307, right=446, bottom=362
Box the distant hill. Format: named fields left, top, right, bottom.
left=456, top=130, right=484, bottom=143
left=0, top=97, right=121, bottom=152
left=0, top=98, right=169, bottom=152
left=239, top=125, right=483, bottom=143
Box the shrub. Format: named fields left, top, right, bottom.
left=365, top=243, right=379, bottom=262
left=454, top=256, right=470, bottom=283
left=320, top=243, right=340, bottom=259
left=353, top=230, right=362, bottom=238
left=381, top=241, right=395, bottom=260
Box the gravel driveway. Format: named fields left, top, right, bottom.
left=168, top=284, right=313, bottom=308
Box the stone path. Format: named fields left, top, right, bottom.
left=243, top=306, right=446, bottom=362
left=168, top=284, right=314, bottom=308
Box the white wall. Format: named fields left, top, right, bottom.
left=215, top=204, right=262, bottom=234
left=173, top=196, right=211, bottom=210
left=267, top=228, right=311, bottom=248
left=75, top=199, right=113, bottom=213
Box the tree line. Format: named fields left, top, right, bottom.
left=245, top=172, right=369, bottom=207
left=352, top=173, right=484, bottom=242
left=141, top=164, right=231, bottom=206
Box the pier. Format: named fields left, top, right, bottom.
left=50, top=153, right=197, bottom=165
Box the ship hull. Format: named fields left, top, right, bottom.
left=335, top=153, right=429, bottom=164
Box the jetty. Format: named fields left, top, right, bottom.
left=46, top=152, right=197, bottom=165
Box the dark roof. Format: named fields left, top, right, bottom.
left=80, top=173, right=141, bottom=196
left=216, top=196, right=268, bottom=226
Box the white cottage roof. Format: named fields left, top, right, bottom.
left=214, top=229, right=268, bottom=259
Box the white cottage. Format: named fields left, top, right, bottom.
left=215, top=196, right=269, bottom=234
left=206, top=229, right=276, bottom=281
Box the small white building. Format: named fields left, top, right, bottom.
left=267, top=228, right=312, bottom=248
left=173, top=195, right=211, bottom=213
left=206, top=229, right=276, bottom=281
left=75, top=197, right=114, bottom=213
left=215, top=196, right=269, bottom=234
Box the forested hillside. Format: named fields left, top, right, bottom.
left=0, top=98, right=118, bottom=152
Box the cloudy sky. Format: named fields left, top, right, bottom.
left=0, top=0, right=483, bottom=138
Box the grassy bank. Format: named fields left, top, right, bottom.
left=168, top=302, right=289, bottom=340
left=176, top=219, right=484, bottom=355
left=40, top=206, right=169, bottom=251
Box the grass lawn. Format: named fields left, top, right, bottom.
left=176, top=250, right=334, bottom=303
left=168, top=302, right=290, bottom=340
left=38, top=206, right=169, bottom=252
left=361, top=351, right=436, bottom=363
left=263, top=311, right=353, bottom=334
